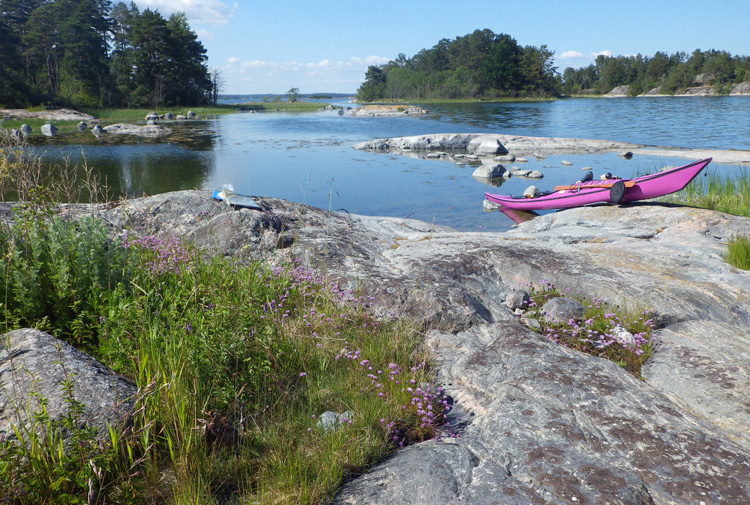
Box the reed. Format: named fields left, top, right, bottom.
left=726, top=234, right=750, bottom=270
left=662, top=166, right=750, bottom=217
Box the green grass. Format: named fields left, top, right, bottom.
left=83, top=106, right=238, bottom=122
left=726, top=234, right=750, bottom=270
left=660, top=166, right=750, bottom=217
left=0, top=107, right=239, bottom=134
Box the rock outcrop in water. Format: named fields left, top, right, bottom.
left=355, top=133, right=750, bottom=164
left=354, top=133, right=642, bottom=156
left=101, top=123, right=172, bottom=137
left=349, top=104, right=428, bottom=116
left=4, top=190, right=749, bottom=503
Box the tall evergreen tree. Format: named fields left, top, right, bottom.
left=479, top=34, right=522, bottom=95
left=21, top=2, right=60, bottom=99
left=164, top=11, right=210, bottom=106
left=56, top=0, right=112, bottom=106
left=127, top=8, right=170, bottom=106
left=357, top=65, right=386, bottom=102
left=109, top=1, right=139, bottom=104
left=0, top=16, right=26, bottom=106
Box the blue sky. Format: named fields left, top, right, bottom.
left=132, top=0, right=749, bottom=95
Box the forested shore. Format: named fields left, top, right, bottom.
left=356, top=29, right=750, bottom=101
left=0, top=0, right=217, bottom=109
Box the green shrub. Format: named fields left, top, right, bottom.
left=0, top=231, right=448, bottom=504
left=89, top=238, right=450, bottom=504
left=0, top=214, right=132, bottom=348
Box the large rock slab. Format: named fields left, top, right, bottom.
left=334, top=322, right=750, bottom=504
left=349, top=105, right=428, bottom=116
left=354, top=133, right=641, bottom=156
left=92, top=192, right=750, bottom=452
left=101, top=123, right=172, bottom=137
left=41, top=190, right=749, bottom=503
left=354, top=133, right=750, bottom=164
left=0, top=328, right=136, bottom=440
left=0, top=108, right=99, bottom=122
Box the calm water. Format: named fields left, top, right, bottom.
left=32, top=97, right=750, bottom=232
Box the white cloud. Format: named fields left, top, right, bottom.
left=225, top=56, right=391, bottom=75
left=556, top=49, right=614, bottom=69
left=194, top=28, right=214, bottom=41
left=559, top=50, right=584, bottom=59
left=307, top=60, right=331, bottom=68
left=220, top=55, right=391, bottom=93
left=559, top=49, right=612, bottom=60
left=133, top=0, right=235, bottom=25
left=350, top=55, right=392, bottom=66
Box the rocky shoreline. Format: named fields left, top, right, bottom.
left=2, top=188, right=748, bottom=504
left=2, top=127, right=750, bottom=502
left=605, top=81, right=750, bottom=97
left=354, top=132, right=750, bottom=164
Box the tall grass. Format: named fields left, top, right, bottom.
left=661, top=165, right=750, bottom=217
left=726, top=234, right=750, bottom=270
left=96, top=240, right=450, bottom=503
left=0, top=129, right=109, bottom=203
left=0, top=226, right=450, bottom=503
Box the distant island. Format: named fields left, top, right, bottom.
left=356, top=29, right=750, bottom=102
left=218, top=93, right=354, bottom=103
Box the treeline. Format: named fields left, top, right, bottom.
left=0, top=0, right=216, bottom=109
left=356, top=29, right=559, bottom=101
left=562, top=49, right=750, bottom=96
left=357, top=28, right=750, bottom=101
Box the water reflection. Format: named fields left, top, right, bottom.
left=33, top=142, right=214, bottom=198
left=18, top=97, right=750, bottom=232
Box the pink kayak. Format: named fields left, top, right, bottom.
left=485, top=158, right=712, bottom=211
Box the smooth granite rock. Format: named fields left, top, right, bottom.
left=335, top=322, right=750, bottom=504
left=0, top=328, right=136, bottom=441
left=8, top=188, right=746, bottom=503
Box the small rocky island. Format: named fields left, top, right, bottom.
left=2, top=133, right=749, bottom=504
left=348, top=104, right=428, bottom=116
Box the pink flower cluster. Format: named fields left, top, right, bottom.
left=124, top=233, right=193, bottom=275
